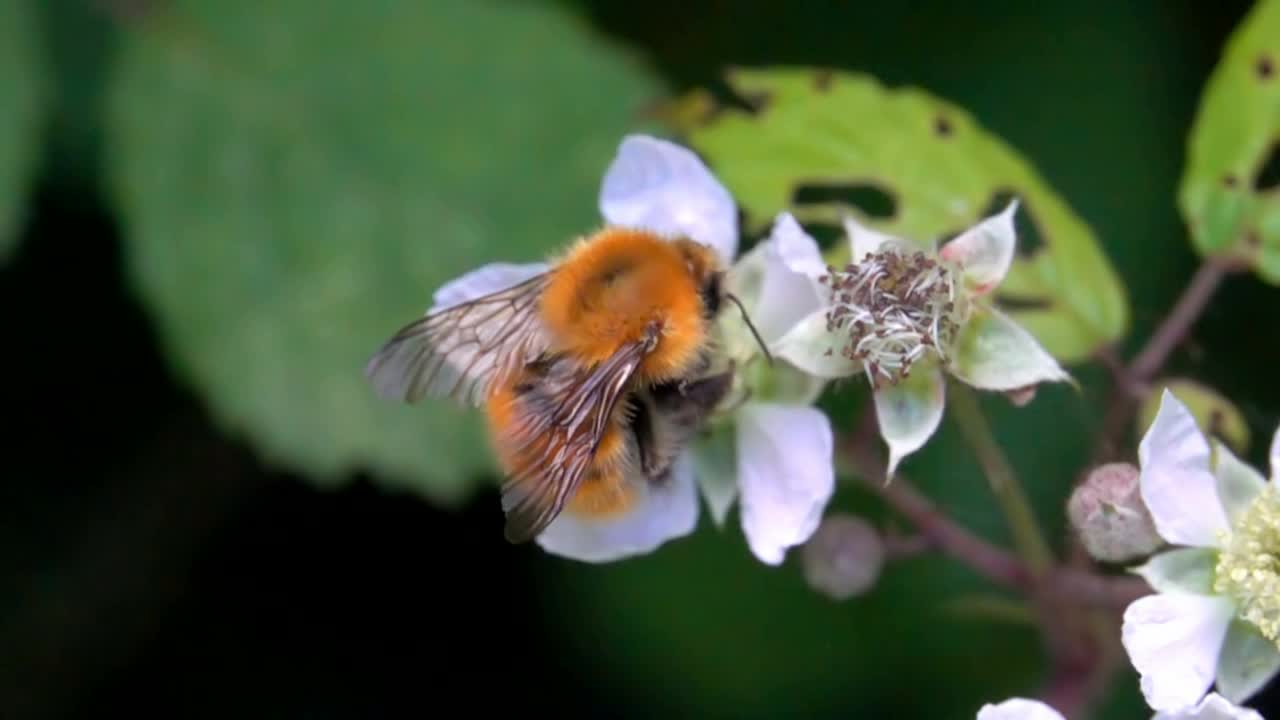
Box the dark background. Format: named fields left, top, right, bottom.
left=4, top=1, right=1279, bottom=718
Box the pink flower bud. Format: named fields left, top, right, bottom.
left=801, top=514, right=885, bottom=600
left=1067, top=462, right=1162, bottom=563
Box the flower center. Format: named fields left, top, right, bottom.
left=1213, top=485, right=1280, bottom=647
left=821, top=247, right=962, bottom=388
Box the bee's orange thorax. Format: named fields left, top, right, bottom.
left=539, top=227, right=715, bottom=384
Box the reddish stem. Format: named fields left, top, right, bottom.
left=840, top=429, right=1148, bottom=610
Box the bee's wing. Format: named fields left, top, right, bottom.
left=497, top=334, right=657, bottom=544
left=364, top=270, right=552, bottom=406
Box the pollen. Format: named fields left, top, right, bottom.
left=822, top=247, right=962, bottom=388
left=1213, top=485, right=1280, bottom=648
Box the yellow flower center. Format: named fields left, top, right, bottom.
left=1213, top=485, right=1280, bottom=647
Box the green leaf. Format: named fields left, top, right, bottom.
left=1136, top=378, right=1252, bottom=456
left=105, top=0, right=661, bottom=504
left=0, top=0, right=47, bottom=262
left=1179, top=0, right=1280, bottom=282
left=679, top=67, right=1129, bottom=364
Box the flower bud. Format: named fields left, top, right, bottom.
left=1004, top=384, right=1037, bottom=407
left=1067, top=462, right=1162, bottom=563
left=801, top=513, right=885, bottom=600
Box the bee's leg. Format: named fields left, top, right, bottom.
left=676, top=357, right=736, bottom=397
left=653, top=372, right=735, bottom=425
left=628, top=393, right=657, bottom=478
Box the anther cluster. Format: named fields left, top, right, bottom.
left=1214, top=485, right=1280, bottom=647
left=821, top=248, right=959, bottom=388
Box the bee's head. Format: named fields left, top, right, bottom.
left=671, top=237, right=727, bottom=321
left=672, top=237, right=772, bottom=365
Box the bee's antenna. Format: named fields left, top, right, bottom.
left=725, top=293, right=774, bottom=366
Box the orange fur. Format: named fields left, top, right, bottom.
left=478, top=226, right=725, bottom=531
left=483, top=377, right=628, bottom=481
left=538, top=227, right=720, bottom=384
left=564, top=466, right=637, bottom=519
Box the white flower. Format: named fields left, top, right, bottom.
left=976, top=698, right=1067, bottom=720
left=445, top=134, right=836, bottom=566
left=689, top=210, right=836, bottom=565
left=767, top=202, right=1071, bottom=478
left=975, top=693, right=1264, bottom=719
left=1121, top=389, right=1280, bottom=713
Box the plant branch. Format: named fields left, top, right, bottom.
left=852, top=455, right=1025, bottom=587
left=1127, top=256, right=1235, bottom=382
left=1092, top=255, right=1239, bottom=463
left=839, top=422, right=1148, bottom=610
left=948, top=384, right=1056, bottom=576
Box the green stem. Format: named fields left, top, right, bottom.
left=948, top=384, right=1055, bottom=577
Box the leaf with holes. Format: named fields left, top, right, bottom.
left=105, top=0, right=661, bottom=504
left=679, top=67, right=1128, bottom=364
left=1179, top=0, right=1280, bottom=283
left=0, top=0, right=47, bottom=262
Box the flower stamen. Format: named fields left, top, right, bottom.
left=822, top=248, right=962, bottom=388
left=1214, top=485, right=1280, bottom=647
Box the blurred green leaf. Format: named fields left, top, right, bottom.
left=0, top=0, right=47, bottom=262
left=677, top=67, right=1129, bottom=364
left=105, top=0, right=661, bottom=503
left=1179, top=0, right=1280, bottom=283
left=1137, top=378, right=1252, bottom=455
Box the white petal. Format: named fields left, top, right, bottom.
left=975, top=698, right=1065, bottom=720
left=874, top=363, right=946, bottom=480
left=1215, top=619, right=1280, bottom=706
left=1138, top=389, right=1231, bottom=548
left=939, top=199, right=1019, bottom=294
left=1153, top=692, right=1266, bottom=720
left=598, top=133, right=738, bottom=262
left=1270, top=425, right=1279, bottom=484
left=843, top=213, right=901, bottom=261
left=770, top=309, right=861, bottom=379
left=770, top=212, right=829, bottom=278
left=749, top=213, right=827, bottom=343
left=1121, top=593, right=1236, bottom=713
left=735, top=403, right=836, bottom=566
left=430, top=261, right=549, bottom=311
left=1213, top=440, right=1267, bottom=524
left=534, top=453, right=699, bottom=563
left=723, top=240, right=770, bottom=314
left=947, top=306, right=1071, bottom=391
left=690, top=426, right=739, bottom=527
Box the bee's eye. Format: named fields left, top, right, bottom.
left=700, top=273, right=723, bottom=318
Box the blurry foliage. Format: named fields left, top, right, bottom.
left=1179, top=0, right=1280, bottom=283
left=0, top=0, right=47, bottom=262
left=103, top=0, right=661, bottom=504
left=670, top=68, right=1129, bottom=364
